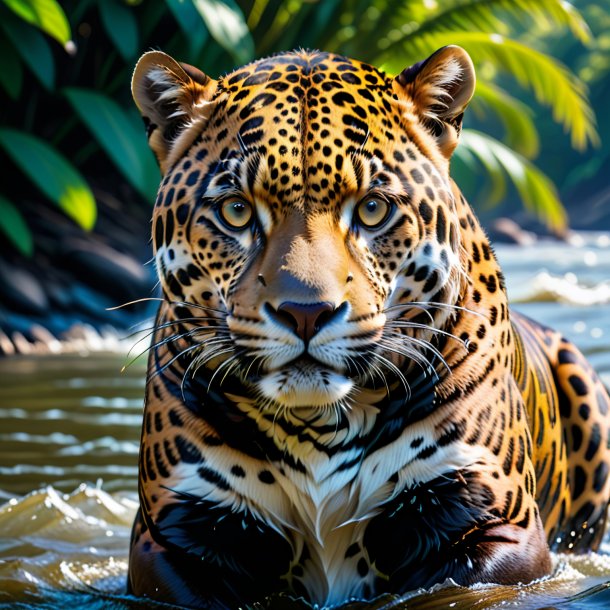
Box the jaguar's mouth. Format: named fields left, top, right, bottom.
left=255, top=357, right=355, bottom=409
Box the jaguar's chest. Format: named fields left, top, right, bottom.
left=155, top=416, right=493, bottom=606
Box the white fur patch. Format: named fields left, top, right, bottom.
left=170, top=396, right=494, bottom=607
left=387, top=238, right=463, bottom=332
left=156, top=245, right=191, bottom=276
left=257, top=364, right=354, bottom=408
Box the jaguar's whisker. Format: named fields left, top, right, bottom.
left=192, top=348, right=236, bottom=384
left=377, top=337, right=439, bottom=381
left=182, top=340, right=232, bottom=381
left=208, top=352, right=241, bottom=391
left=109, top=295, right=225, bottom=317
left=126, top=324, right=226, bottom=363
left=381, top=331, right=451, bottom=376
left=167, top=299, right=228, bottom=316
left=386, top=321, right=467, bottom=348
left=123, top=319, right=229, bottom=346
left=345, top=355, right=367, bottom=384
left=377, top=338, right=434, bottom=377
left=219, top=357, right=243, bottom=387
left=180, top=341, right=233, bottom=399
left=383, top=301, right=485, bottom=319
left=384, top=335, right=449, bottom=379
left=122, top=328, right=203, bottom=373
left=361, top=355, right=388, bottom=392
left=368, top=351, right=409, bottom=398
left=152, top=343, right=203, bottom=379
left=244, top=354, right=264, bottom=381
left=107, top=297, right=167, bottom=311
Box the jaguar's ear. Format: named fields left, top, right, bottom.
left=132, top=51, right=218, bottom=174
left=394, top=45, right=475, bottom=158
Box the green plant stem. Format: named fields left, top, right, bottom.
left=73, top=140, right=99, bottom=166
left=96, top=50, right=119, bottom=91
left=51, top=116, right=79, bottom=147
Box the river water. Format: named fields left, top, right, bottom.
left=1, top=233, right=609, bottom=609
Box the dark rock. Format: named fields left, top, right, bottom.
left=486, top=217, right=537, bottom=246
left=69, top=284, right=120, bottom=322
left=45, top=312, right=83, bottom=337
left=59, top=237, right=152, bottom=304
left=0, top=187, right=155, bottom=355
left=45, top=279, right=74, bottom=310
left=0, top=309, right=41, bottom=337
left=0, top=329, right=15, bottom=355
left=0, top=260, right=49, bottom=315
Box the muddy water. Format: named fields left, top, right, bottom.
left=1, top=233, right=609, bottom=609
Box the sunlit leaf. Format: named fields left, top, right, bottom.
left=0, top=195, right=34, bottom=257
left=192, top=0, right=254, bottom=64
left=166, top=0, right=208, bottom=57
left=0, top=34, right=23, bottom=99
left=1, top=0, right=73, bottom=50
left=393, top=0, right=591, bottom=46
left=64, top=88, right=159, bottom=202
left=385, top=31, right=598, bottom=151
left=471, top=82, right=539, bottom=159
left=1, top=13, right=54, bottom=89
left=460, top=33, right=598, bottom=151
left=246, top=0, right=269, bottom=30
left=0, top=129, right=97, bottom=230
left=455, top=134, right=507, bottom=206
left=98, top=0, right=138, bottom=61
left=457, top=130, right=567, bottom=231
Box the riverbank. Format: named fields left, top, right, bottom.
left=0, top=188, right=156, bottom=356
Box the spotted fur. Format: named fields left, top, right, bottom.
left=127, top=47, right=610, bottom=608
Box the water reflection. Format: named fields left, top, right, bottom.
left=0, top=354, right=145, bottom=496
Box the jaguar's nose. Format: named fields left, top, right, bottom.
left=274, top=301, right=335, bottom=344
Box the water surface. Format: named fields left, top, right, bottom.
left=1, top=234, right=609, bottom=609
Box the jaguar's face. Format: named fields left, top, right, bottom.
left=133, top=47, right=475, bottom=410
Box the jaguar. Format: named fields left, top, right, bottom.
left=127, top=46, right=610, bottom=608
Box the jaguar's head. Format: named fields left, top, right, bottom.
left=132, top=47, right=475, bottom=411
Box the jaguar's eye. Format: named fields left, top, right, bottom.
left=355, top=198, right=391, bottom=229
left=219, top=199, right=254, bottom=230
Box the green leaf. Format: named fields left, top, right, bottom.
left=392, top=0, right=591, bottom=46
left=0, top=34, right=23, bottom=99
left=0, top=129, right=97, bottom=230
left=166, top=0, right=208, bottom=57
left=471, top=82, right=539, bottom=159
left=1, top=12, right=55, bottom=89
left=457, top=130, right=567, bottom=231
left=63, top=88, right=159, bottom=202
left=462, top=33, right=598, bottom=151
left=455, top=133, right=507, bottom=206
left=0, top=195, right=34, bottom=257
left=385, top=31, right=598, bottom=151
left=139, top=0, right=167, bottom=40
left=98, top=0, right=138, bottom=61
left=1, top=0, right=73, bottom=49
left=192, top=0, right=254, bottom=64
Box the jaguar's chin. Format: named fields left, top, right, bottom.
left=256, top=359, right=354, bottom=408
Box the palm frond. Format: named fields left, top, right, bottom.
left=389, top=0, right=591, bottom=47
left=455, top=130, right=508, bottom=206
left=383, top=32, right=598, bottom=151
left=470, top=81, right=539, bottom=159
left=456, top=130, right=567, bottom=231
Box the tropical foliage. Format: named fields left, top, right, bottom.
left=0, top=0, right=602, bottom=256
left=518, top=0, right=610, bottom=217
